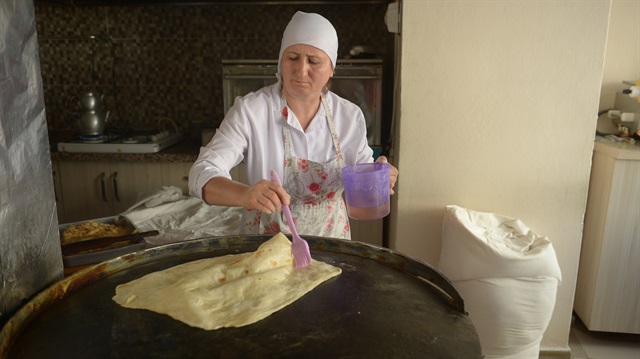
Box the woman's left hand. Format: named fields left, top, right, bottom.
left=375, top=156, right=398, bottom=195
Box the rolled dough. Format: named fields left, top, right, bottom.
left=112, top=233, right=341, bottom=330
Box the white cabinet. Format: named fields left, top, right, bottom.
left=57, top=160, right=164, bottom=223
left=160, top=161, right=249, bottom=196
left=574, top=141, right=640, bottom=334
left=57, top=160, right=110, bottom=222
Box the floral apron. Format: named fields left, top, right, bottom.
left=241, top=92, right=350, bottom=239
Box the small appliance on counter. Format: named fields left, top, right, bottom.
left=59, top=93, right=186, bottom=153
left=606, top=80, right=640, bottom=137
left=57, top=130, right=185, bottom=153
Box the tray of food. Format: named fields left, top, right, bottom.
left=59, top=216, right=158, bottom=269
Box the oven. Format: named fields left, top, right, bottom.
left=222, top=59, right=383, bottom=149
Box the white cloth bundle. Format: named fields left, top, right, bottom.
left=439, top=205, right=562, bottom=359
left=122, top=186, right=244, bottom=245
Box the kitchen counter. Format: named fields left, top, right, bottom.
left=574, top=138, right=640, bottom=333
left=50, top=138, right=201, bottom=163
left=593, top=140, right=640, bottom=160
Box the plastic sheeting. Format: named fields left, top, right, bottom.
left=0, top=0, right=63, bottom=326
left=122, top=186, right=244, bottom=245
left=439, top=205, right=562, bottom=359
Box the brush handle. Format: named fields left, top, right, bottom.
left=269, top=170, right=300, bottom=237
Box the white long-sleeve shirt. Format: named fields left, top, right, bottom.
left=189, top=83, right=374, bottom=199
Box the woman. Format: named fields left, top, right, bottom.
left=189, top=11, right=398, bottom=239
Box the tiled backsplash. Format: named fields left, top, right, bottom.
left=34, top=2, right=392, bottom=135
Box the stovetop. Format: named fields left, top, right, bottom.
left=57, top=131, right=185, bottom=154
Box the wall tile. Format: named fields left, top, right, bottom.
left=34, top=2, right=392, bottom=134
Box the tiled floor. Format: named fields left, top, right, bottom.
left=568, top=315, right=640, bottom=359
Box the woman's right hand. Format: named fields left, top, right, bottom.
left=202, top=177, right=289, bottom=213
left=240, top=179, right=291, bottom=214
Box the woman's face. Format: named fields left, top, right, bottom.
left=280, top=44, right=334, bottom=99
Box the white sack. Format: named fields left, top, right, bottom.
left=438, top=205, right=562, bottom=359
left=439, top=205, right=562, bottom=282
left=454, top=277, right=559, bottom=359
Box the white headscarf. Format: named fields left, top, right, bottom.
left=276, top=11, right=338, bottom=82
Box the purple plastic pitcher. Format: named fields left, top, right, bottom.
left=341, top=163, right=390, bottom=220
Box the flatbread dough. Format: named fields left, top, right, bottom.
left=112, top=233, right=341, bottom=330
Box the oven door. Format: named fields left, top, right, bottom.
left=222, top=59, right=383, bottom=147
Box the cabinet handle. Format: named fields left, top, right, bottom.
left=182, top=176, right=189, bottom=182
left=100, top=172, right=108, bottom=202
left=113, top=171, right=120, bottom=202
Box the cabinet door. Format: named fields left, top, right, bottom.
left=160, top=162, right=248, bottom=197
left=111, top=162, right=164, bottom=214
left=57, top=160, right=114, bottom=222
left=51, top=160, right=66, bottom=224
left=161, top=162, right=193, bottom=195
left=575, top=152, right=640, bottom=333
left=57, top=161, right=164, bottom=222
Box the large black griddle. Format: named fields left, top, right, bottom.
left=1, top=235, right=481, bottom=358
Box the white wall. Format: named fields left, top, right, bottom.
left=597, top=0, right=640, bottom=134
left=389, top=0, right=610, bottom=353
left=600, top=0, right=640, bottom=109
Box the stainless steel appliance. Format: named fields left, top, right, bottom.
left=609, top=81, right=640, bottom=136
left=222, top=59, right=383, bottom=148
left=57, top=131, right=185, bottom=154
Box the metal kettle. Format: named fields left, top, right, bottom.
left=79, top=92, right=104, bottom=111
left=78, top=110, right=110, bottom=136
left=76, top=92, right=110, bottom=136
